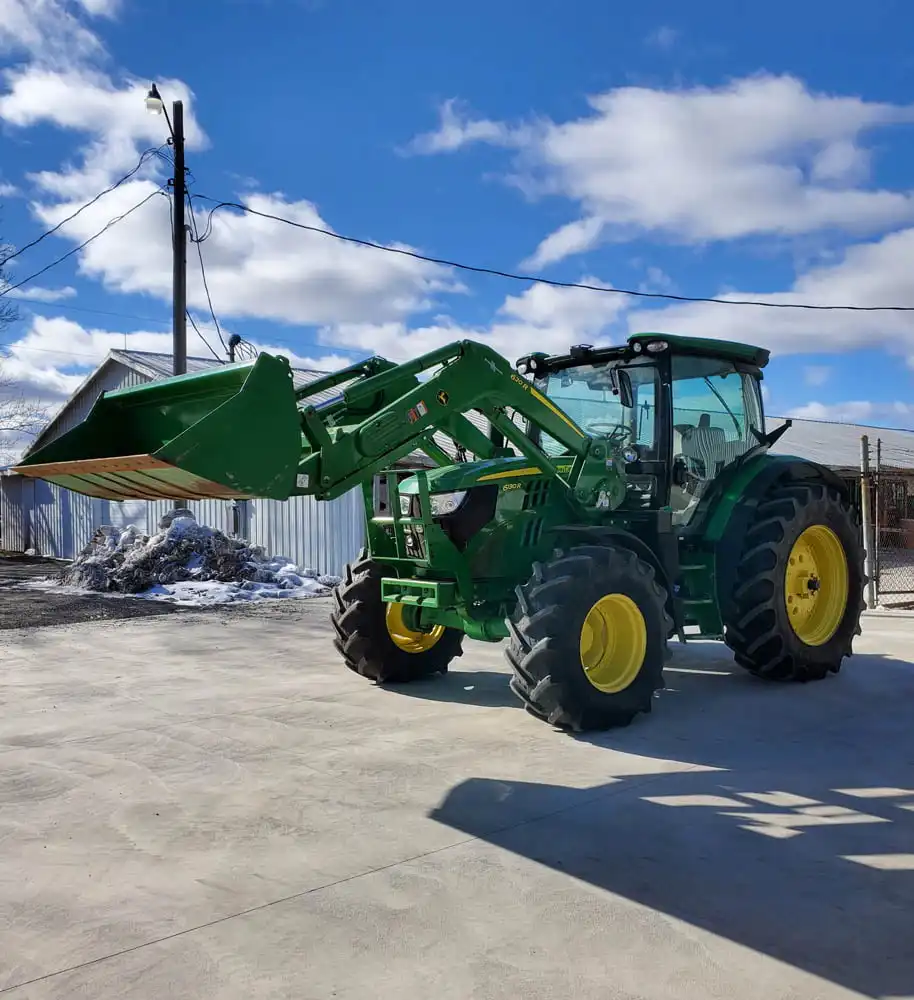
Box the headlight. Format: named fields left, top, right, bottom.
left=430, top=490, right=467, bottom=516
left=399, top=490, right=468, bottom=517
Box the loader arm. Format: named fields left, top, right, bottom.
left=12, top=340, right=624, bottom=513
left=293, top=339, right=613, bottom=506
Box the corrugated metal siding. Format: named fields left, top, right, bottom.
left=27, top=479, right=97, bottom=559
left=99, top=500, right=150, bottom=530
left=144, top=494, right=363, bottom=575
left=248, top=491, right=364, bottom=575
left=144, top=498, right=236, bottom=536
left=1, top=474, right=28, bottom=551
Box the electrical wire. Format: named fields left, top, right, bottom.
left=0, top=146, right=167, bottom=268
left=3, top=297, right=169, bottom=326
left=0, top=189, right=167, bottom=300
left=186, top=193, right=226, bottom=354
left=185, top=310, right=224, bottom=362
left=191, top=193, right=914, bottom=314
left=0, top=342, right=105, bottom=360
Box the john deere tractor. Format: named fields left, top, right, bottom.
left=15, top=332, right=866, bottom=732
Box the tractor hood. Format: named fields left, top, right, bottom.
left=399, top=456, right=549, bottom=495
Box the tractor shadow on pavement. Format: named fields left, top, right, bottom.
left=391, top=668, right=522, bottom=709
left=428, top=645, right=914, bottom=998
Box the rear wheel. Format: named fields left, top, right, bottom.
left=331, top=551, right=464, bottom=682
left=723, top=482, right=865, bottom=681
left=505, top=544, right=673, bottom=732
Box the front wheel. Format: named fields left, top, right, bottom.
left=505, top=544, right=673, bottom=732
left=723, top=482, right=866, bottom=681
left=331, top=551, right=464, bottom=683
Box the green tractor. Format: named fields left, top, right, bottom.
left=15, top=332, right=866, bottom=732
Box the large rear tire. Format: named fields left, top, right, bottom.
left=505, top=544, right=673, bottom=732
left=723, top=482, right=865, bottom=681
left=331, top=550, right=464, bottom=683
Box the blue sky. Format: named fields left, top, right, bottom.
left=2, top=0, right=914, bottom=456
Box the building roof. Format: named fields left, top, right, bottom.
left=769, top=414, right=914, bottom=472
left=108, top=349, right=340, bottom=402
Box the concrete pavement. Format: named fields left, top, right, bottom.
left=1, top=601, right=912, bottom=998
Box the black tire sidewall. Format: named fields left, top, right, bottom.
left=772, top=491, right=864, bottom=665
left=508, top=545, right=670, bottom=728
left=557, top=557, right=667, bottom=712
left=332, top=557, right=463, bottom=679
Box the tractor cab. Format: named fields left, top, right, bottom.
left=520, top=333, right=769, bottom=523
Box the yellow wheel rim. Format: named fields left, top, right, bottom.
left=784, top=525, right=849, bottom=646
left=385, top=603, right=445, bottom=654
left=579, top=593, right=647, bottom=693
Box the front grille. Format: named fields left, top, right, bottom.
left=521, top=517, right=544, bottom=547
left=523, top=479, right=550, bottom=510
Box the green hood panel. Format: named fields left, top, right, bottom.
left=398, top=456, right=548, bottom=495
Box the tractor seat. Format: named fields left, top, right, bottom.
left=680, top=415, right=733, bottom=479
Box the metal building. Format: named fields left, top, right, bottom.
left=0, top=350, right=365, bottom=574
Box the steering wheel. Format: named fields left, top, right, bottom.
left=584, top=419, right=631, bottom=442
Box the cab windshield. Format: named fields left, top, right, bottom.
left=537, top=359, right=659, bottom=459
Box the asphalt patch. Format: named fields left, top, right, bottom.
left=0, top=554, right=194, bottom=630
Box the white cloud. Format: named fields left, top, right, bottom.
left=803, top=365, right=832, bottom=386
left=645, top=26, right=679, bottom=50
left=0, top=181, right=19, bottom=197
left=74, top=0, right=120, bottom=16
left=406, top=98, right=514, bottom=155
left=0, top=58, right=460, bottom=326
left=788, top=400, right=914, bottom=429
left=409, top=74, right=914, bottom=267
left=0, top=0, right=105, bottom=65
left=4, top=285, right=77, bottom=301
left=520, top=217, right=604, bottom=269
left=320, top=277, right=628, bottom=362
left=5, top=313, right=220, bottom=373
left=626, top=226, right=914, bottom=358
left=0, top=65, right=208, bottom=201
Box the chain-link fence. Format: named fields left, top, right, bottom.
left=873, top=469, right=914, bottom=607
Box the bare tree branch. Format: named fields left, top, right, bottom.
left=1, top=223, right=50, bottom=464
left=0, top=238, right=20, bottom=332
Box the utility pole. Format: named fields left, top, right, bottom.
left=145, top=83, right=187, bottom=378
left=171, top=100, right=187, bottom=377
left=146, top=83, right=188, bottom=508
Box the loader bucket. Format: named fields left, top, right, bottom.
left=13, top=352, right=303, bottom=501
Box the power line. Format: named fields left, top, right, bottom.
left=0, top=189, right=167, bottom=300
left=0, top=342, right=104, bottom=360
left=7, top=297, right=169, bottom=326
left=185, top=310, right=224, bottom=362
left=192, top=193, right=914, bottom=314
left=186, top=193, right=226, bottom=353
left=0, top=146, right=167, bottom=269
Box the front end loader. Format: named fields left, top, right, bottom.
left=14, top=333, right=866, bottom=732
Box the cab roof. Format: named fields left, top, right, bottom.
left=627, top=332, right=769, bottom=369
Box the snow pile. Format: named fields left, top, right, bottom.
left=58, top=509, right=341, bottom=606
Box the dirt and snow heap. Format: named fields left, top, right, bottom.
left=58, top=509, right=341, bottom=606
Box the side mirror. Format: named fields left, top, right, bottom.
left=610, top=367, right=635, bottom=409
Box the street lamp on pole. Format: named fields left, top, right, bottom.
left=145, top=83, right=187, bottom=379
left=146, top=83, right=188, bottom=511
